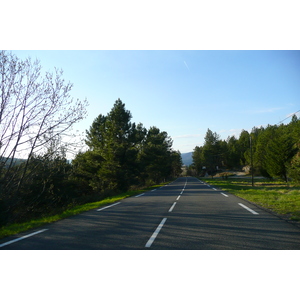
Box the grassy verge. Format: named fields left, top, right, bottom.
left=0, top=182, right=168, bottom=240
left=202, top=177, right=300, bottom=222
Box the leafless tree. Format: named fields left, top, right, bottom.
left=0, top=50, right=88, bottom=194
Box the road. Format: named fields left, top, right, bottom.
left=1, top=177, right=300, bottom=250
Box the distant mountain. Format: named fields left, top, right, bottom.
left=0, top=157, right=26, bottom=167
left=181, top=152, right=193, bottom=166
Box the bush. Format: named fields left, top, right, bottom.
left=289, top=150, right=300, bottom=183
left=0, top=154, right=82, bottom=225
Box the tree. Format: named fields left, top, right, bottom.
left=253, top=126, right=273, bottom=177
left=85, top=114, right=107, bottom=151
left=288, top=143, right=300, bottom=183
left=264, top=124, right=297, bottom=182
left=237, top=130, right=250, bottom=166
left=170, top=150, right=183, bottom=178
left=138, top=126, right=173, bottom=184
left=287, top=115, right=300, bottom=182
left=0, top=51, right=87, bottom=165
left=251, top=122, right=298, bottom=181
left=201, top=129, right=222, bottom=176
left=192, top=146, right=203, bottom=175
left=204, top=129, right=220, bottom=146
left=82, top=99, right=180, bottom=190
left=225, top=136, right=240, bottom=169
left=84, top=99, right=146, bottom=191
left=71, top=150, right=105, bottom=193
left=0, top=51, right=88, bottom=218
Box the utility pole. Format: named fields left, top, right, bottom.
left=250, top=135, right=254, bottom=187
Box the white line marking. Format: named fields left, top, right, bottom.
left=169, top=202, right=177, bottom=212
left=135, top=193, right=145, bottom=198
left=0, top=229, right=48, bottom=248
left=184, top=179, right=187, bottom=188
left=180, top=190, right=183, bottom=194
left=97, top=202, right=120, bottom=211
left=238, top=203, right=259, bottom=215
left=145, top=218, right=167, bottom=248
left=213, top=188, right=217, bottom=191
left=151, top=189, right=157, bottom=192
left=221, top=193, right=229, bottom=197
left=176, top=195, right=181, bottom=201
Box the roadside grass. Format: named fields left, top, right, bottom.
left=202, top=177, right=300, bottom=222
left=0, top=182, right=168, bottom=240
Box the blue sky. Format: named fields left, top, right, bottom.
left=12, top=50, right=300, bottom=155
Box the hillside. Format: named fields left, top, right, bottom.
left=181, top=152, right=193, bottom=166
left=0, top=157, right=26, bottom=167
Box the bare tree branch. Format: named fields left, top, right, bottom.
left=0, top=50, right=88, bottom=194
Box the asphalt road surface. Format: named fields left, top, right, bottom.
left=1, top=177, right=300, bottom=250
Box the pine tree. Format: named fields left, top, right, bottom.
left=202, top=129, right=222, bottom=176
left=192, top=146, right=204, bottom=175
left=264, top=124, right=297, bottom=182
left=84, top=99, right=143, bottom=191
left=138, top=126, right=173, bottom=184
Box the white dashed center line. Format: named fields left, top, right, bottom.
left=169, top=202, right=177, bottom=212
left=145, top=218, right=167, bottom=248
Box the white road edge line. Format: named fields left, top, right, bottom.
left=238, top=203, right=259, bottom=215
left=145, top=218, right=167, bottom=248
left=169, top=202, right=177, bottom=212
left=97, top=202, right=120, bottom=211
left=135, top=193, right=145, bottom=198
left=0, top=229, right=48, bottom=248
left=221, top=192, right=229, bottom=197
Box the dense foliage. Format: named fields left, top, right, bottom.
left=0, top=98, right=182, bottom=226
left=0, top=52, right=182, bottom=227
left=191, top=115, right=300, bottom=182
left=0, top=51, right=87, bottom=226
left=72, top=99, right=182, bottom=193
